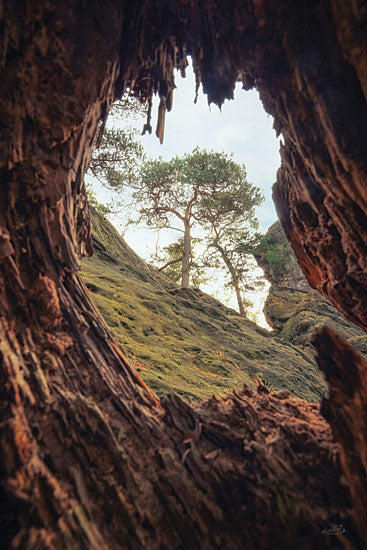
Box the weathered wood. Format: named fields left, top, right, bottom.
left=271, top=2, right=367, bottom=331
left=313, top=327, right=367, bottom=544
left=0, top=1, right=367, bottom=548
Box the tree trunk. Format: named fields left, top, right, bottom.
left=234, top=279, right=246, bottom=317
left=312, top=327, right=367, bottom=544
left=1, top=1, right=367, bottom=549
left=216, top=245, right=246, bottom=316
left=181, top=219, right=191, bottom=288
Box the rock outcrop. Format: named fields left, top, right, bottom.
left=256, top=221, right=367, bottom=352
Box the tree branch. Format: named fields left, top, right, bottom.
left=158, top=256, right=183, bottom=271
left=185, top=187, right=199, bottom=218
left=154, top=206, right=185, bottom=220
left=145, top=225, right=185, bottom=233
left=151, top=193, right=185, bottom=221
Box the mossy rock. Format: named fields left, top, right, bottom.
left=256, top=221, right=366, bottom=359
left=348, top=335, right=367, bottom=354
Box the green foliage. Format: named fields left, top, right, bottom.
left=87, top=94, right=148, bottom=225
left=182, top=148, right=264, bottom=229
left=153, top=237, right=209, bottom=287
left=179, top=147, right=265, bottom=314
left=86, top=183, right=111, bottom=216
left=253, top=234, right=291, bottom=276
left=87, top=93, right=147, bottom=218
left=206, top=229, right=265, bottom=289
left=134, top=157, right=185, bottom=229
left=134, top=147, right=264, bottom=234
left=134, top=147, right=265, bottom=302
left=89, top=127, right=145, bottom=190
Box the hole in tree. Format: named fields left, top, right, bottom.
left=83, top=63, right=327, bottom=404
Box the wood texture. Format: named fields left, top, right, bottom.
left=0, top=1, right=366, bottom=548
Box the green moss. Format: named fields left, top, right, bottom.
left=256, top=221, right=366, bottom=362
left=265, top=286, right=367, bottom=357
left=81, top=209, right=327, bottom=402
left=347, top=335, right=367, bottom=354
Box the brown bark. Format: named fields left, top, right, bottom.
left=215, top=244, right=246, bottom=316
left=158, top=256, right=183, bottom=272
left=180, top=188, right=199, bottom=288
left=1, top=1, right=367, bottom=549
left=181, top=219, right=191, bottom=288
left=312, top=327, right=367, bottom=544
left=270, top=3, right=367, bottom=332
left=234, top=282, right=246, bottom=317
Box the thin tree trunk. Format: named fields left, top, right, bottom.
left=215, top=244, right=246, bottom=316
left=181, top=218, right=191, bottom=287
left=233, top=278, right=246, bottom=316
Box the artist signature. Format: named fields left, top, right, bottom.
left=322, top=524, right=348, bottom=536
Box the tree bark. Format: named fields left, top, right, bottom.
left=234, top=280, right=246, bottom=317
left=158, top=256, right=183, bottom=272
left=1, top=1, right=367, bottom=549
left=181, top=219, right=191, bottom=288
left=215, top=244, right=246, bottom=316
left=312, top=327, right=367, bottom=544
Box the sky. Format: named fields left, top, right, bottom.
left=87, top=64, right=281, bottom=327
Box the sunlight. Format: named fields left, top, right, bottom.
left=87, top=63, right=280, bottom=329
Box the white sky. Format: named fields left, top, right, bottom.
left=87, top=64, right=281, bottom=327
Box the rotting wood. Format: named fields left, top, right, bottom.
left=313, top=327, right=367, bottom=545
left=0, top=1, right=367, bottom=548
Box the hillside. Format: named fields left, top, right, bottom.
left=81, top=209, right=326, bottom=402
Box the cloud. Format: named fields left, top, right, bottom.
left=92, top=63, right=282, bottom=318
left=213, top=124, right=250, bottom=150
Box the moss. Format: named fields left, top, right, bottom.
left=268, top=287, right=367, bottom=357
left=81, top=209, right=327, bottom=402
left=256, top=222, right=366, bottom=362
left=348, top=335, right=367, bottom=354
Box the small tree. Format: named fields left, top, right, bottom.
left=134, top=157, right=201, bottom=287
left=204, top=229, right=265, bottom=316
left=182, top=148, right=264, bottom=316
left=154, top=237, right=209, bottom=286
left=133, top=148, right=264, bottom=296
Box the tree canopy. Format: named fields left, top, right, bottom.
left=88, top=95, right=147, bottom=195
left=204, top=227, right=265, bottom=315
left=89, top=121, right=265, bottom=311
left=134, top=148, right=264, bottom=306
left=182, top=148, right=264, bottom=314
left=134, top=156, right=198, bottom=287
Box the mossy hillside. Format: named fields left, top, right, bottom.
left=81, top=209, right=326, bottom=402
